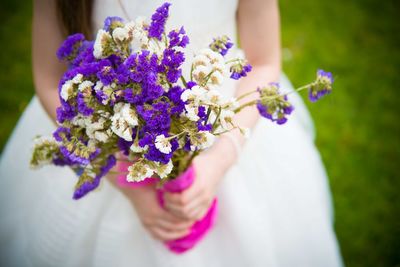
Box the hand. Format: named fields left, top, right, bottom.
left=126, top=184, right=195, bottom=241
left=164, top=138, right=236, bottom=221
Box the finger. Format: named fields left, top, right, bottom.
left=165, top=192, right=210, bottom=220
left=149, top=226, right=190, bottom=242
left=159, top=207, right=193, bottom=223
left=156, top=218, right=193, bottom=232
left=164, top=185, right=202, bottom=207
left=164, top=202, right=192, bottom=220
left=187, top=204, right=210, bottom=221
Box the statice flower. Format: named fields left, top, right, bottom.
left=192, top=49, right=227, bottom=87
left=209, top=35, right=233, bottom=56
left=256, top=83, right=294, bottom=125
left=148, top=2, right=171, bottom=40
left=103, top=16, right=124, bottom=32
left=229, top=59, right=252, bottom=80
left=73, top=154, right=116, bottom=199
left=309, top=69, right=334, bottom=102
left=168, top=27, right=189, bottom=48
left=56, top=33, right=85, bottom=61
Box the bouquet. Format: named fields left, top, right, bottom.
left=30, top=2, right=333, bottom=253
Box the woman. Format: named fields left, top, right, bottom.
left=0, top=0, right=344, bottom=266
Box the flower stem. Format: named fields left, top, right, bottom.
left=180, top=75, right=188, bottom=87
left=236, top=89, right=258, bottom=101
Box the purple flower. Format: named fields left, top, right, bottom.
left=103, top=16, right=124, bottom=32
left=162, top=48, right=185, bottom=83
left=144, top=137, right=178, bottom=164
left=308, top=69, right=334, bottom=102
left=118, top=138, right=134, bottom=156
left=230, top=60, right=252, bottom=80
left=71, top=41, right=95, bottom=67
left=77, top=92, right=94, bottom=116
left=59, top=143, right=101, bottom=167
left=166, top=86, right=185, bottom=114
left=94, top=89, right=108, bottom=105
left=148, top=2, right=171, bottom=40
left=56, top=33, right=85, bottom=61
left=137, top=102, right=171, bottom=132
left=168, top=27, right=189, bottom=48
left=53, top=127, right=71, bottom=142
left=56, top=104, right=76, bottom=123
left=73, top=155, right=116, bottom=200
left=256, top=83, right=294, bottom=125
left=209, top=35, right=233, bottom=56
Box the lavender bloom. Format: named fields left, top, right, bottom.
left=56, top=33, right=85, bottom=61
left=56, top=104, right=76, bottom=123
left=308, top=69, right=334, bottom=102
left=77, top=92, right=94, bottom=116
left=71, top=41, right=95, bottom=67
left=97, top=62, right=117, bottom=85
left=144, top=138, right=178, bottom=164
left=59, top=144, right=101, bottom=167
left=256, top=83, right=294, bottom=125
left=137, top=102, right=171, bottom=132
left=103, top=16, right=124, bottom=32
left=73, top=155, right=116, bottom=200
left=230, top=60, right=252, bottom=80
left=118, top=138, right=134, bottom=156
left=166, top=86, right=185, bottom=114
left=53, top=127, right=70, bottom=142
left=168, top=27, right=189, bottom=48
left=162, top=48, right=185, bottom=83
left=94, top=89, right=108, bottom=105
left=148, top=2, right=171, bottom=40
left=209, top=35, right=233, bottom=56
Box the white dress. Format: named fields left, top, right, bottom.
left=0, top=0, right=344, bottom=266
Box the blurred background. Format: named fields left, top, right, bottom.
left=0, top=0, right=399, bottom=266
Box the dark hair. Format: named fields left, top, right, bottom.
left=56, top=0, right=94, bottom=38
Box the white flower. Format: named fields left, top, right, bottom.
left=30, top=136, right=58, bottom=169
left=192, top=65, right=212, bottom=84
left=93, top=29, right=112, bottom=59
left=60, top=80, right=74, bottom=101
left=219, top=110, right=235, bottom=130
left=190, top=131, right=215, bottom=151
left=110, top=103, right=138, bottom=141
left=155, top=134, right=172, bottom=154
left=71, top=114, right=86, bottom=127
left=130, top=142, right=147, bottom=153
left=193, top=54, right=209, bottom=67
left=183, top=104, right=200, bottom=121
left=127, top=162, right=154, bottom=182
left=111, top=113, right=133, bottom=141
left=72, top=74, right=83, bottom=84
left=209, top=71, right=224, bottom=85
left=154, top=160, right=173, bottom=179
left=94, top=81, right=103, bottom=91
left=78, top=80, right=94, bottom=92
left=120, top=103, right=139, bottom=127
left=94, top=131, right=110, bottom=143
left=181, top=86, right=207, bottom=104
left=112, top=27, right=130, bottom=42
left=206, top=89, right=223, bottom=105
left=147, top=38, right=165, bottom=56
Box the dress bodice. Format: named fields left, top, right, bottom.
left=93, top=0, right=238, bottom=53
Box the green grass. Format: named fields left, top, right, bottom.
left=0, top=1, right=399, bottom=266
